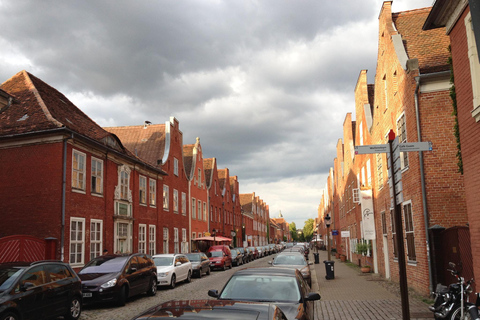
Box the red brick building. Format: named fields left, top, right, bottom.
left=106, top=117, right=190, bottom=254
left=0, top=71, right=166, bottom=268
left=424, top=0, right=480, bottom=287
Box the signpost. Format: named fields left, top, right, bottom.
left=354, top=130, right=432, bottom=320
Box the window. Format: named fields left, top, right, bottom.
left=174, top=158, right=179, bottom=176
left=115, top=222, right=132, bottom=254
left=465, top=12, right=480, bottom=120
left=397, top=113, right=408, bottom=169
left=174, top=228, right=179, bottom=254
left=149, top=180, right=156, bottom=206
left=91, top=158, right=103, bottom=194
left=377, top=153, right=384, bottom=190
left=163, top=228, right=169, bottom=254
left=181, top=228, right=188, bottom=253
left=359, top=122, right=364, bottom=146
left=210, top=206, right=213, bottom=222
left=181, top=192, right=186, bottom=215
left=203, top=202, right=207, bottom=221
left=192, top=198, right=196, bottom=219
left=173, top=189, right=179, bottom=213
left=403, top=202, right=416, bottom=262
left=163, top=185, right=169, bottom=210
left=198, top=200, right=202, bottom=221
left=383, top=74, right=388, bottom=110
left=139, top=176, right=147, bottom=204
left=72, top=150, right=86, bottom=191
left=90, top=219, right=102, bottom=260
left=138, top=224, right=146, bottom=253
left=366, top=159, right=372, bottom=186
left=120, top=167, right=130, bottom=200
left=149, top=225, right=156, bottom=255
left=70, top=218, right=85, bottom=265
left=390, top=209, right=398, bottom=258
left=192, top=232, right=196, bottom=240
left=197, top=169, right=202, bottom=187
left=381, top=211, right=387, bottom=236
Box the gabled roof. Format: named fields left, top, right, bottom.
left=105, top=124, right=166, bottom=168
left=203, top=158, right=214, bottom=188
left=183, top=144, right=195, bottom=180
left=392, top=7, right=450, bottom=74
left=240, top=193, right=254, bottom=213
left=218, top=168, right=227, bottom=190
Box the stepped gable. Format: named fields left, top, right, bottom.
left=106, top=124, right=166, bottom=167
left=393, top=7, right=450, bottom=74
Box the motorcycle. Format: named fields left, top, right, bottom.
left=429, top=262, right=480, bottom=319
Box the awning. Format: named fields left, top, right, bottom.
left=193, top=236, right=232, bottom=242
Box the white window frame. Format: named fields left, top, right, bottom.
left=397, top=113, right=409, bottom=170
left=192, top=198, right=196, bottom=219
left=181, top=192, right=186, bottom=215
left=139, top=176, right=147, bottom=205
left=115, top=221, right=132, bottom=254
left=163, top=185, right=169, bottom=210
left=70, top=217, right=85, bottom=266
left=465, top=12, right=480, bottom=121
left=173, top=189, right=179, bottom=213
left=181, top=228, right=188, bottom=253
left=138, top=224, right=146, bottom=253
left=91, top=157, right=103, bottom=195
left=197, top=169, right=202, bottom=187
left=174, top=228, right=179, bottom=254
left=174, top=158, right=179, bottom=176
left=198, top=200, right=202, bottom=221
left=163, top=227, right=169, bottom=254
left=149, top=179, right=156, bottom=207
left=90, top=219, right=103, bottom=260
left=72, top=150, right=86, bottom=191
left=118, top=166, right=131, bottom=201
left=203, top=202, right=207, bottom=221
left=149, top=225, right=156, bottom=255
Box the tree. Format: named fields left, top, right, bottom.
left=303, top=219, right=314, bottom=241
left=289, top=222, right=297, bottom=241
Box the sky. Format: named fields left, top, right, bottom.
left=0, top=0, right=434, bottom=229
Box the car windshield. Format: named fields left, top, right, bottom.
left=273, top=255, right=306, bottom=266
left=0, top=267, right=25, bottom=292
left=153, top=257, right=174, bottom=266
left=79, top=256, right=129, bottom=274
left=185, top=254, right=200, bottom=262
left=219, top=274, right=301, bottom=302
left=210, top=251, right=223, bottom=258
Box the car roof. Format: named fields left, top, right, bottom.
left=233, top=267, right=298, bottom=277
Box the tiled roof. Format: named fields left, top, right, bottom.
left=105, top=124, right=166, bottom=168
left=218, top=168, right=227, bottom=190
left=203, top=158, right=214, bottom=187
left=393, top=7, right=450, bottom=73
left=240, top=193, right=254, bottom=213
left=183, top=144, right=194, bottom=180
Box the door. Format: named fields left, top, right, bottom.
left=125, top=256, right=142, bottom=295
left=383, top=235, right=390, bottom=279
left=16, top=265, right=49, bottom=320
left=44, top=264, right=73, bottom=316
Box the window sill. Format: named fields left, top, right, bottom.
left=407, top=260, right=417, bottom=266
left=91, top=192, right=103, bottom=198
left=140, top=203, right=147, bottom=207
left=472, top=105, right=480, bottom=122
left=72, top=188, right=86, bottom=194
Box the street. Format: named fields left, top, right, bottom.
left=80, top=254, right=277, bottom=320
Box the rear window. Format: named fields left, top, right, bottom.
left=80, top=256, right=129, bottom=274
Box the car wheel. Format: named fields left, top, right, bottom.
left=0, top=312, right=19, bottom=320
left=117, top=286, right=127, bottom=306
left=223, top=264, right=227, bottom=271
left=229, top=262, right=233, bottom=269
left=198, top=269, right=202, bottom=278
left=186, top=271, right=192, bottom=283
left=206, top=267, right=211, bottom=275
left=147, top=278, right=157, bottom=296
left=170, top=274, right=176, bottom=289
left=64, top=295, right=82, bottom=320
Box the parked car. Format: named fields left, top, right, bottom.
left=208, top=267, right=320, bottom=320
left=0, top=260, right=82, bottom=320
left=234, top=247, right=248, bottom=264
left=243, top=247, right=254, bottom=263
left=185, top=252, right=210, bottom=278
left=247, top=247, right=259, bottom=260
left=152, top=254, right=192, bottom=288
left=257, top=247, right=265, bottom=258
left=231, top=248, right=243, bottom=266
left=79, top=253, right=157, bottom=306
left=130, top=299, right=288, bottom=320
left=268, top=252, right=313, bottom=287
left=207, top=245, right=232, bottom=270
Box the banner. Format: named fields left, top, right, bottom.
left=360, top=189, right=376, bottom=240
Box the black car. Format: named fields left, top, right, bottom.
left=231, top=249, right=243, bottom=267
left=79, top=253, right=157, bottom=306
left=130, top=299, right=288, bottom=320
left=208, top=267, right=320, bottom=320
left=0, top=260, right=82, bottom=320
left=185, top=253, right=211, bottom=278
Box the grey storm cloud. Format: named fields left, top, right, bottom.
left=0, top=0, right=434, bottom=228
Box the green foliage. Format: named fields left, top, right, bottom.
left=448, top=45, right=463, bottom=174
left=356, top=241, right=371, bottom=256
left=289, top=222, right=298, bottom=241
left=303, top=219, right=314, bottom=241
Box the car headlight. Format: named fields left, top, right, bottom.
left=101, top=278, right=117, bottom=289
left=158, top=272, right=169, bottom=277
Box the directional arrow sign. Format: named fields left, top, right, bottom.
left=355, top=144, right=389, bottom=154
left=399, top=141, right=433, bottom=152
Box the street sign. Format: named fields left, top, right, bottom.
left=399, top=141, right=432, bottom=152
left=332, top=230, right=339, bottom=236
left=341, top=231, right=350, bottom=238
left=354, top=144, right=389, bottom=154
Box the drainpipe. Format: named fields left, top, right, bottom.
left=61, top=133, right=73, bottom=261
left=414, top=75, right=433, bottom=293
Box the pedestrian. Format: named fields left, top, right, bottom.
left=103, top=249, right=109, bottom=255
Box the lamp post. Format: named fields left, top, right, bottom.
left=212, top=228, right=217, bottom=246
left=325, top=214, right=331, bottom=261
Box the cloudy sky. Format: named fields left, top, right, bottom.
left=0, top=0, right=433, bottom=228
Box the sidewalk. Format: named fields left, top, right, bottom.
left=309, top=249, right=433, bottom=320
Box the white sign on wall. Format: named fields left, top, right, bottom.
left=341, top=231, right=350, bottom=238
left=360, top=189, right=376, bottom=240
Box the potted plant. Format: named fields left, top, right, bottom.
left=340, top=254, right=346, bottom=262
left=361, top=265, right=371, bottom=273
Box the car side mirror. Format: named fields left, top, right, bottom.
left=304, top=292, right=321, bottom=301
left=176, top=262, right=182, bottom=266
left=21, top=282, right=35, bottom=291
left=129, top=267, right=137, bottom=273
left=208, top=289, right=219, bottom=298
left=308, top=262, right=314, bottom=265
left=268, top=261, right=273, bottom=265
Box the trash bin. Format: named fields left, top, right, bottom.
left=324, top=260, right=335, bottom=280
left=313, top=253, right=319, bottom=264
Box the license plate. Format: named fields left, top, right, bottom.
left=83, top=292, right=92, bottom=298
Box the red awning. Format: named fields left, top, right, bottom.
left=193, top=236, right=232, bottom=242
